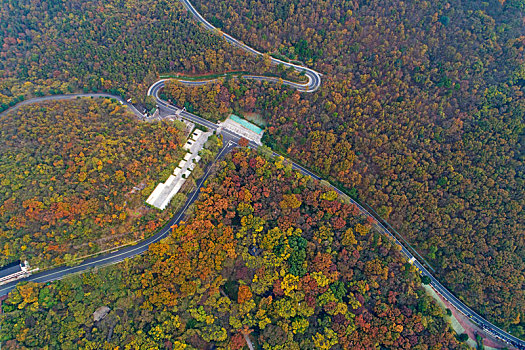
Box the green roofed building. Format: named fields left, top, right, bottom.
left=219, top=114, right=264, bottom=145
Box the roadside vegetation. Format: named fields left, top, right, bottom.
left=0, top=98, right=187, bottom=269
left=0, top=0, right=523, bottom=344
left=182, top=0, right=525, bottom=339
left=0, top=0, right=301, bottom=113
left=160, top=65, right=307, bottom=83
left=0, top=148, right=466, bottom=349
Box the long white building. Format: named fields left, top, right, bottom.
left=146, top=129, right=211, bottom=210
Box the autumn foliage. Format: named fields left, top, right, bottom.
left=0, top=149, right=465, bottom=349
left=173, top=0, right=525, bottom=338
left=0, top=98, right=186, bottom=268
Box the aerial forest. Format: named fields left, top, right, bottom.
left=0, top=0, right=301, bottom=112
left=0, top=0, right=523, bottom=342
left=0, top=149, right=466, bottom=349
left=0, top=98, right=186, bottom=268
left=0, top=0, right=260, bottom=110
left=181, top=0, right=524, bottom=339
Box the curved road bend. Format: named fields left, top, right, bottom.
left=0, top=140, right=237, bottom=297
left=1, top=88, right=524, bottom=348
left=0, top=0, right=522, bottom=345
left=177, top=0, right=322, bottom=92
left=150, top=86, right=524, bottom=349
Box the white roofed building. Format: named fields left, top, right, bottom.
left=146, top=129, right=211, bottom=210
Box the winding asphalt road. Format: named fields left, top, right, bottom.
left=177, top=0, right=322, bottom=92
left=0, top=139, right=237, bottom=296
left=2, top=91, right=523, bottom=349
left=150, top=82, right=524, bottom=349
left=0, top=0, right=523, bottom=348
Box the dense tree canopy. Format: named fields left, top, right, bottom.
left=170, top=0, right=525, bottom=339
left=0, top=0, right=304, bottom=113
left=0, top=148, right=466, bottom=349
left=0, top=0, right=264, bottom=110
left=0, top=98, right=186, bottom=268
left=0, top=0, right=523, bottom=342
